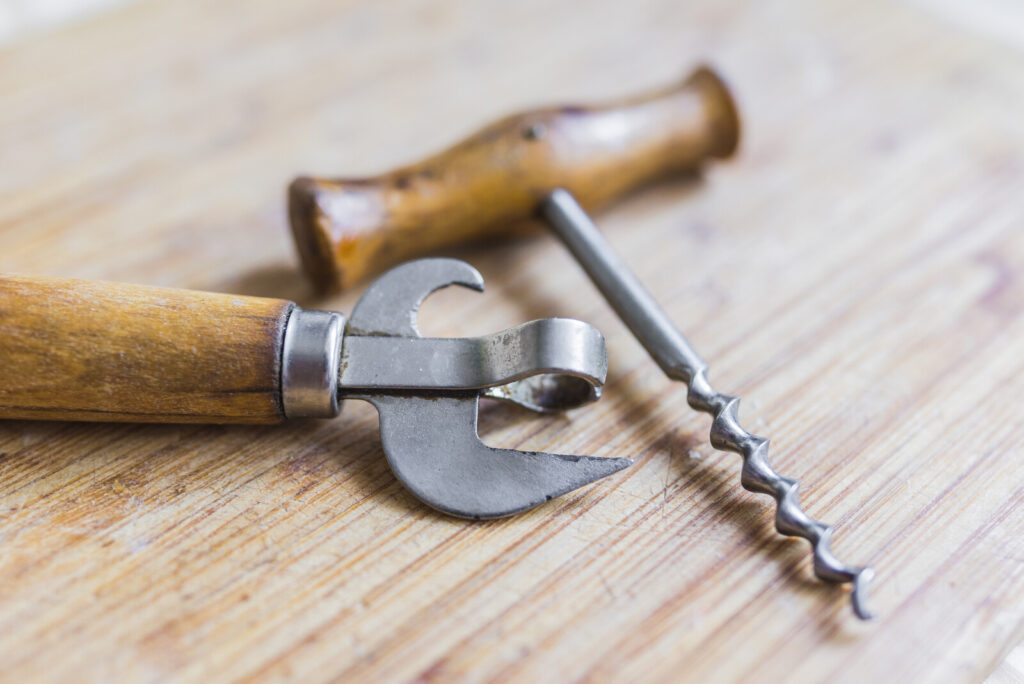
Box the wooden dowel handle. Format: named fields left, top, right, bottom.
left=0, top=275, right=293, bottom=424
left=289, top=65, right=741, bottom=292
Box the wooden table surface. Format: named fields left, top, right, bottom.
left=2, top=0, right=1024, bottom=681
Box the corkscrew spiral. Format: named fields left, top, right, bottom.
left=686, top=369, right=874, bottom=619
left=542, top=188, right=874, bottom=619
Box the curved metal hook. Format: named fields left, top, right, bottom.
left=347, top=258, right=484, bottom=338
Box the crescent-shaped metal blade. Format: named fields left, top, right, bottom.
left=367, top=394, right=630, bottom=519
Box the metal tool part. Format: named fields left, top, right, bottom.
left=340, top=260, right=606, bottom=405
left=541, top=189, right=874, bottom=619
left=281, top=308, right=345, bottom=419
left=339, top=258, right=630, bottom=518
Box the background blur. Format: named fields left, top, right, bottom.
left=3, top=0, right=1024, bottom=49
left=0, top=0, right=128, bottom=43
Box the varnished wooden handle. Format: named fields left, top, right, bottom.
left=289, top=65, right=741, bottom=292
left=0, top=275, right=293, bottom=424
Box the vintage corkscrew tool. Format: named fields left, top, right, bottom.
left=287, top=66, right=875, bottom=617
left=0, top=258, right=629, bottom=519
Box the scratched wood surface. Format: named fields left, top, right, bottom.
left=1, top=1, right=1023, bottom=682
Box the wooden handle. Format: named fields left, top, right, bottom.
left=0, top=275, right=293, bottom=424
left=289, top=65, right=740, bottom=292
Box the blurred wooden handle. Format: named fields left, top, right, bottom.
left=0, top=275, right=293, bottom=424
left=289, top=65, right=740, bottom=292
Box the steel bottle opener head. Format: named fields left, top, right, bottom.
left=280, top=258, right=630, bottom=519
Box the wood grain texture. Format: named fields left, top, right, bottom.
left=0, top=0, right=1023, bottom=682
left=288, top=66, right=739, bottom=292
left=0, top=275, right=292, bottom=423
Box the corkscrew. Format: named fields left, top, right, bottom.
left=286, top=66, right=874, bottom=617
left=543, top=191, right=874, bottom=619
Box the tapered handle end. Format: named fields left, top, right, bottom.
left=689, top=65, right=741, bottom=159
left=289, top=175, right=348, bottom=293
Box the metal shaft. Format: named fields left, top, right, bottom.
left=540, top=188, right=874, bottom=619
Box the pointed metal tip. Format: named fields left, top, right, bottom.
left=851, top=567, right=876, bottom=620
left=449, top=452, right=631, bottom=520
left=423, top=451, right=631, bottom=520
left=558, top=454, right=633, bottom=489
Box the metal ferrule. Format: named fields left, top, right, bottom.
left=281, top=307, right=345, bottom=419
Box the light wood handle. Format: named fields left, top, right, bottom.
left=289, top=65, right=740, bottom=292
left=0, top=275, right=293, bottom=424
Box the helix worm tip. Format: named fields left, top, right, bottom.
left=851, top=567, right=876, bottom=620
